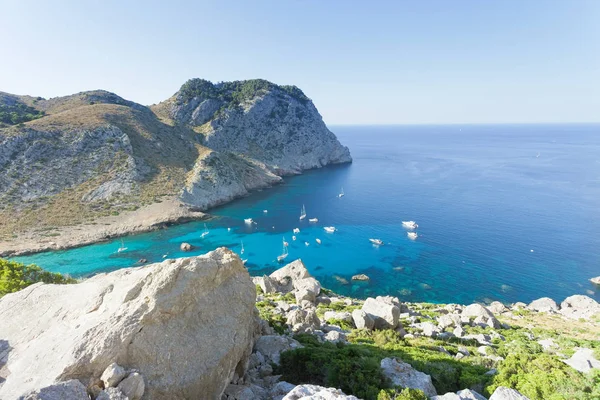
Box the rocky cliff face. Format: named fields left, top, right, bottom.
left=168, top=79, right=351, bottom=174
left=0, top=248, right=257, bottom=400
left=0, top=79, right=351, bottom=243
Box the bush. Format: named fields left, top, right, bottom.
left=0, top=259, right=76, bottom=297
left=378, top=388, right=428, bottom=400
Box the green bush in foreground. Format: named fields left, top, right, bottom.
left=377, top=388, right=428, bottom=400
left=0, top=258, right=76, bottom=297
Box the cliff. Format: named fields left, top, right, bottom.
left=0, top=79, right=351, bottom=253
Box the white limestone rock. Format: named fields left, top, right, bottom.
left=0, top=248, right=256, bottom=400
left=489, top=386, right=530, bottom=400
left=562, top=348, right=600, bottom=373
left=431, top=389, right=487, bottom=400
left=253, top=335, right=303, bottom=365
left=17, top=380, right=89, bottom=400
left=100, top=363, right=127, bottom=388
left=362, top=297, right=401, bottom=329
left=116, top=372, right=144, bottom=400
left=282, top=384, right=359, bottom=400
left=380, top=358, right=437, bottom=397
left=352, top=309, right=375, bottom=330
left=560, top=295, right=600, bottom=320
left=527, top=297, right=559, bottom=313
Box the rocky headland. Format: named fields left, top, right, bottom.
left=0, top=79, right=351, bottom=256
left=1, top=249, right=599, bottom=400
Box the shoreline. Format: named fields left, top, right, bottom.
left=0, top=198, right=206, bottom=258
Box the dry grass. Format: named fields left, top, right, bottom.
left=499, top=311, right=600, bottom=341
left=1, top=102, right=211, bottom=239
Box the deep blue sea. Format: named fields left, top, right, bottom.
left=12, top=124, right=600, bottom=305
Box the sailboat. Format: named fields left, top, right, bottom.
left=117, top=239, right=127, bottom=253
left=200, top=223, right=209, bottom=238
left=240, top=240, right=245, bottom=255
left=299, top=205, right=306, bottom=221
left=316, top=238, right=322, bottom=244
left=277, top=237, right=289, bottom=262
left=309, top=218, right=318, bottom=223
left=338, top=187, right=345, bottom=198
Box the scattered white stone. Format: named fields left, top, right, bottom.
left=431, top=388, right=487, bottom=400
left=560, top=295, right=600, bottom=320
left=527, top=297, right=559, bottom=313
left=489, top=386, right=530, bottom=400
left=562, top=348, right=600, bottom=373
left=17, top=380, right=89, bottom=400
left=487, top=301, right=509, bottom=315
left=254, top=335, right=303, bottom=365
left=362, top=297, right=400, bottom=329
left=282, top=384, right=359, bottom=399
left=117, top=372, right=144, bottom=400
left=380, top=357, right=437, bottom=397
left=351, top=309, right=375, bottom=330
left=101, top=363, right=127, bottom=388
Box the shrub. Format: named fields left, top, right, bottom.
left=0, top=259, right=76, bottom=296
left=377, top=388, right=428, bottom=400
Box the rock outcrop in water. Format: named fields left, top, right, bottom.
left=0, top=80, right=351, bottom=254
left=0, top=248, right=256, bottom=400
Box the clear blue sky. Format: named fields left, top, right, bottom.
left=1, top=1, right=598, bottom=124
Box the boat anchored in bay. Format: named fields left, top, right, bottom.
left=277, top=237, right=289, bottom=262
left=369, top=238, right=384, bottom=246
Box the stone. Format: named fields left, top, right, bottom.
left=512, top=302, right=527, bottom=309
left=420, top=322, right=439, bottom=337
left=254, top=335, right=303, bottom=365
left=253, top=275, right=278, bottom=294
left=0, top=248, right=256, bottom=400
left=537, top=338, right=558, bottom=351
left=487, top=301, right=509, bottom=314
left=17, top=380, right=89, bottom=400
left=282, top=384, right=359, bottom=399
left=295, top=277, right=321, bottom=297
left=562, top=348, right=600, bottom=373
left=591, top=276, right=600, bottom=285
left=352, top=309, right=375, bottom=330
left=560, top=295, right=600, bottom=320
left=180, top=242, right=193, bottom=251
left=462, top=303, right=495, bottom=319
left=323, top=311, right=353, bottom=323
left=362, top=297, right=400, bottom=329
left=116, top=373, right=144, bottom=400
left=325, top=331, right=346, bottom=343
left=458, top=346, right=470, bottom=356
left=380, top=358, right=437, bottom=397
left=438, top=313, right=462, bottom=329
left=351, top=274, right=369, bottom=281
left=100, top=363, right=127, bottom=388
left=527, top=297, right=559, bottom=313
left=270, top=381, right=297, bottom=398
left=96, top=387, right=129, bottom=400
left=431, top=389, right=487, bottom=400
left=270, top=260, right=311, bottom=293
left=489, top=386, right=530, bottom=400
left=453, top=326, right=465, bottom=338
left=286, top=309, right=321, bottom=332
left=295, top=288, right=316, bottom=304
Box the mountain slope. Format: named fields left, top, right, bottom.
left=0, top=79, right=351, bottom=253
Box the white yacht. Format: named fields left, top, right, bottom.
left=244, top=218, right=253, bottom=224
left=293, top=228, right=300, bottom=234
left=324, top=226, right=336, bottom=233
left=117, top=239, right=127, bottom=253
left=277, top=237, right=289, bottom=262
left=316, top=238, right=322, bottom=244
left=299, top=205, right=307, bottom=221
left=309, top=218, right=318, bottom=223
left=407, top=232, right=418, bottom=240
left=200, top=223, right=209, bottom=238
left=305, top=241, right=310, bottom=246
left=240, top=241, right=245, bottom=255
left=402, top=221, right=418, bottom=230
left=369, top=238, right=384, bottom=246
left=338, top=187, right=345, bottom=198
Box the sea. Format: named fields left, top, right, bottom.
left=12, top=124, right=600, bottom=305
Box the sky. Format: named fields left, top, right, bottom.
left=0, top=0, right=598, bottom=124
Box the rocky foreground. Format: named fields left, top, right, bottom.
left=1, top=249, right=599, bottom=400
left=0, top=79, right=351, bottom=255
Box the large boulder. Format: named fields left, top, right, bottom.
left=362, top=297, right=401, bottom=329
left=487, top=301, right=509, bottom=315
left=489, top=386, right=530, bottom=400
left=560, top=295, right=600, bottom=320
left=462, top=304, right=495, bottom=319
left=527, top=297, right=559, bottom=313
left=431, top=389, right=487, bottom=400
left=0, top=248, right=256, bottom=400
left=17, top=380, right=89, bottom=400
left=282, top=384, right=359, bottom=400
left=253, top=275, right=278, bottom=294
left=380, top=358, right=437, bottom=397
left=562, top=348, right=600, bottom=373
left=269, top=260, right=312, bottom=293
left=352, top=309, right=375, bottom=330
left=253, top=335, right=303, bottom=365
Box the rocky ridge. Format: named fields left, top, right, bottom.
left=0, top=79, right=351, bottom=254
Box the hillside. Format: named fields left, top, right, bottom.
left=0, top=79, right=351, bottom=255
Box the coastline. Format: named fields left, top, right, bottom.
left=0, top=198, right=204, bottom=257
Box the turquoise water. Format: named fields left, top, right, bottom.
left=13, top=124, right=600, bottom=304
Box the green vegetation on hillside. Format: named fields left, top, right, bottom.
left=0, top=102, right=44, bottom=125
left=177, top=78, right=310, bottom=105
left=0, top=259, right=76, bottom=297
left=257, top=288, right=600, bottom=400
